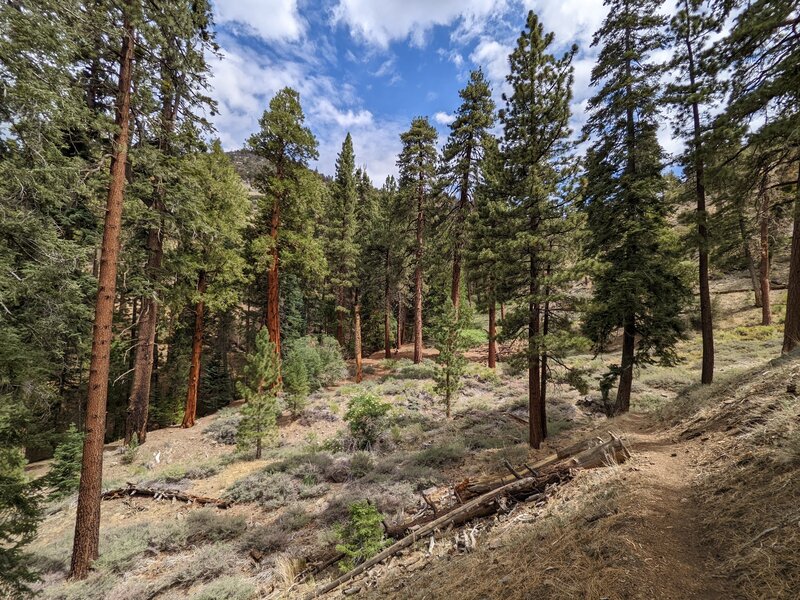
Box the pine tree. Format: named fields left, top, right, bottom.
left=664, top=0, right=726, bottom=384
left=466, top=136, right=509, bottom=369
left=179, top=142, right=250, bottom=428
left=432, top=299, right=470, bottom=418
left=499, top=11, right=577, bottom=448
left=71, top=0, right=136, bottom=579
left=440, top=69, right=495, bottom=311
left=248, top=88, right=319, bottom=366
left=236, top=329, right=281, bottom=459
left=714, top=0, right=800, bottom=352
left=326, top=133, right=359, bottom=348
left=582, top=0, right=692, bottom=415
left=397, top=117, right=439, bottom=364
left=124, top=0, right=216, bottom=445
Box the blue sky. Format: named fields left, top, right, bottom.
left=208, top=0, right=678, bottom=183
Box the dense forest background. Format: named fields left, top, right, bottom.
left=0, top=0, right=798, bottom=596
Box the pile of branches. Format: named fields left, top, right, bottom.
left=305, top=434, right=630, bottom=598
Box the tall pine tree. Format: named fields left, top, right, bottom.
left=582, top=0, right=691, bottom=415
left=397, top=117, right=439, bottom=364
left=499, top=11, right=577, bottom=448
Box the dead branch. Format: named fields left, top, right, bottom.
left=101, top=484, right=231, bottom=508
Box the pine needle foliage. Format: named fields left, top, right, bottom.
left=236, top=330, right=281, bottom=459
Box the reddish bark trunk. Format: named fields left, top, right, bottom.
left=782, top=162, right=800, bottom=354
left=397, top=295, right=405, bottom=351
left=384, top=256, right=392, bottom=359
left=336, top=287, right=345, bottom=348
left=759, top=175, right=771, bottom=326
left=182, top=271, right=207, bottom=428
left=70, top=9, right=134, bottom=580
left=488, top=299, right=496, bottom=369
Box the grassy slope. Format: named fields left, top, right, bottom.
left=27, top=276, right=799, bottom=599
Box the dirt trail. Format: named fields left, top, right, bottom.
left=611, top=413, right=732, bottom=599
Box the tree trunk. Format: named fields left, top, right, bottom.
left=782, top=161, right=800, bottom=353
left=397, top=294, right=405, bottom=351
left=413, top=182, right=424, bottom=364
left=615, top=313, right=635, bottom=415
left=738, top=210, right=763, bottom=307
left=336, top=287, right=345, bottom=348
left=540, top=299, right=549, bottom=437
left=759, top=174, right=771, bottom=325
left=124, top=224, right=162, bottom=445
left=528, top=288, right=543, bottom=450
left=353, top=289, right=362, bottom=383
left=488, top=298, right=496, bottom=369
left=267, top=198, right=282, bottom=372
left=681, top=11, right=714, bottom=384
left=70, top=8, right=134, bottom=580
left=384, top=257, right=392, bottom=359
left=500, top=302, right=505, bottom=320
left=182, top=271, right=207, bottom=428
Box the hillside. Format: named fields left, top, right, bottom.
left=26, top=277, right=799, bottom=600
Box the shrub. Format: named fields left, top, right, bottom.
left=236, top=330, right=281, bottom=459
left=190, top=576, right=255, bottom=600
left=184, top=509, right=247, bottom=543
left=344, top=393, right=391, bottom=449
left=396, top=361, right=437, bottom=380
left=335, top=501, right=390, bottom=571
left=277, top=506, right=312, bottom=532
left=154, top=462, right=220, bottom=484
left=349, top=451, right=374, bottom=479
left=47, top=424, right=83, bottom=499
left=284, top=336, right=347, bottom=391
left=226, top=471, right=328, bottom=509
left=238, top=525, right=288, bottom=554
left=412, top=440, right=467, bottom=468
left=204, top=409, right=241, bottom=445
left=432, top=299, right=470, bottom=418
left=120, top=433, right=139, bottom=465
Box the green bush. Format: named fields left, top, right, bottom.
left=47, top=424, right=83, bottom=499
left=284, top=336, right=347, bottom=391
left=184, top=509, right=247, bottom=544
left=344, top=393, right=391, bottom=449
left=349, top=451, right=374, bottom=478
left=335, top=501, right=390, bottom=572
left=412, top=440, right=467, bottom=468
left=396, top=360, right=437, bottom=380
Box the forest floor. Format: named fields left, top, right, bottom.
left=27, top=272, right=800, bottom=600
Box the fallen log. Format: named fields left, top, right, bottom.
left=101, top=484, right=231, bottom=508
left=306, top=471, right=572, bottom=599
left=384, top=470, right=568, bottom=538
left=458, top=436, right=628, bottom=499
left=307, top=435, right=630, bottom=598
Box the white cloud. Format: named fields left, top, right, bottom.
left=214, top=0, right=305, bottom=42
left=470, top=38, right=511, bottom=87
left=434, top=111, right=455, bottom=125
left=332, top=0, right=504, bottom=48
left=521, top=0, right=607, bottom=50
left=314, top=99, right=374, bottom=128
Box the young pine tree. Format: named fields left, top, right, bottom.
left=432, top=299, right=471, bottom=418
left=397, top=117, right=439, bottom=364
left=440, top=69, right=496, bottom=311
left=499, top=11, right=577, bottom=448
left=582, top=0, right=692, bottom=415
left=236, top=329, right=281, bottom=459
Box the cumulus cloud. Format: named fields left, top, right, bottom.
left=332, top=0, right=504, bottom=48
left=214, top=0, right=305, bottom=42
left=434, top=111, right=456, bottom=125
